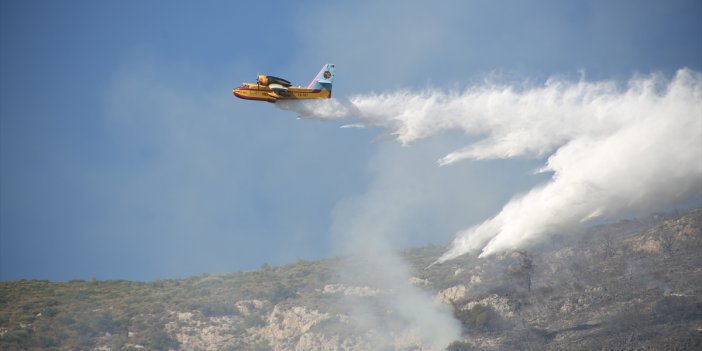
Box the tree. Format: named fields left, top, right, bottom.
left=600, top=232, right=616, bottom=260
left=508, top=251, right=535, bottom=292
left=659, top=228, right=677, bottom=258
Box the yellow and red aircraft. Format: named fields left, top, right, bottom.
left=233, top=64, right=335, bottom=103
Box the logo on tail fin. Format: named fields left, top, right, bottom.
left=308, top=64, right=335, bottom=91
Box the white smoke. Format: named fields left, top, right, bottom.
left=333, top=247, right=462, bottom=350
left=278, top=68, right=702, bottom=263
left=326, top=142, right=465, bottom=350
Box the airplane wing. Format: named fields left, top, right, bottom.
left=269, top=84, right=288, bottom=93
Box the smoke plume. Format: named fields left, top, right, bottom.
left=278, top=68, right=702, bottom=263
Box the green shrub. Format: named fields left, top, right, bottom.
left=446, top=340, right=479, bottom=351
left=145, top=329, right=180, bottom=350
left=453, top=304, right=507, bottom=333
left=199, top=301, right=239, bottom=317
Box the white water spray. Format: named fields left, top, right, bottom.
left=279, top=68, right=702, bottom=262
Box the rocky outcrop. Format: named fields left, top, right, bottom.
left=464, top=294, right=514, bottom=319
left=435, top=285, right=468, bottom=305
left=263, top=306, right=330, bottom=343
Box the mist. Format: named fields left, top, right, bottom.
left=277, top=68, right=702, bottom=262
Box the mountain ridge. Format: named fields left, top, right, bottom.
left=1, top=208, right=701, bottom=350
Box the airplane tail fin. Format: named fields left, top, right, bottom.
left=307, top=64, right=335, bottom=94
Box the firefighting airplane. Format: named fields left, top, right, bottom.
left=232, top=64, right=335, bottom=103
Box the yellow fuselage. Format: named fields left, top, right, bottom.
left=232, top=83, right=331, bottom=103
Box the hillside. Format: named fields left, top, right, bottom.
left=1, top=208, right=701, bottom=350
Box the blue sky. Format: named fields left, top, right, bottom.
left=1, top=0, right=700, bottom=281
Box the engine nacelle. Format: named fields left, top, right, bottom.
left=257, top=75, right=292, bottom=87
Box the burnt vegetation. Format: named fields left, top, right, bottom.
left=437, top=208, right=702, bottom=350
left=1, top=208, right=701, bottom=350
